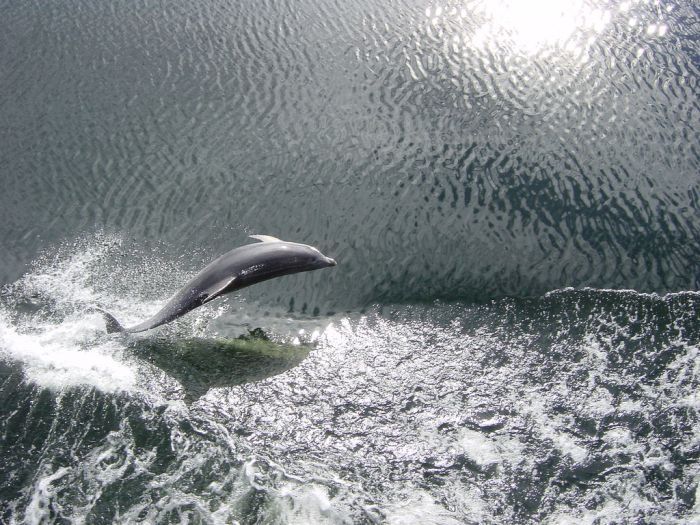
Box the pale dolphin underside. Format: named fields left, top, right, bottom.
left=98, top=235, right=337, bottom=333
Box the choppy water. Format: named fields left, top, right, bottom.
left=0, top=0, right=698, bottom=523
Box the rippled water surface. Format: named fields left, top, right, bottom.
left=0, top=0, right=698, bottom=523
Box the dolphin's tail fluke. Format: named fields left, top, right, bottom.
left=95, top=307, right=126, bottom=334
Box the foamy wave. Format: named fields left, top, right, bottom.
left=0, top=235, right=156, bottom=393
left=21, top=467, right=72, bottom=525
left=384, top=490, right=463, bottom=525
left=0, top=234, right=233, bottom=393
left=0, top=310, right=136, bottom=392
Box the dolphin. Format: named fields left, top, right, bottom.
left=99, top=235, right=337, bottom=333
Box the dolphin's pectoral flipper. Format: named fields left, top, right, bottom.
left=199, top=276, right=237, bottom=305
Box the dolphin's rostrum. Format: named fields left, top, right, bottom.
left=99, top=235, right=337, bottom=333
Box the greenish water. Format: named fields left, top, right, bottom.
left=0, top=0, right=698, bottom=523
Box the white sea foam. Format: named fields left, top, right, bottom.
left=457, top=429, right=500, bottom=467
left=0, top=310, right=136, bottom=392
left=692, top=479, right=700, bottom=523
left=518, top=392, right=589, bottom=463
left=384, top=490, right=462, bottom=525
left=0, top=235, right=208, bottom=394
left=271, top=483, right=338, bottom=524
left=20, top=467, right=71, bottom=525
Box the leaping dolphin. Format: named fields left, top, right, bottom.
left=99, top=235, right=337, bottom=333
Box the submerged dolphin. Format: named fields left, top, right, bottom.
left=99, top=235, right=336, bottom=333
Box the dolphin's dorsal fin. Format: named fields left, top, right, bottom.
left=200, top=276, right=237, bottom=305
left=249, top=234, right=282, bottom=243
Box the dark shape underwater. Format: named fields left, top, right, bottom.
left=129, top=329, right=311, bottom=400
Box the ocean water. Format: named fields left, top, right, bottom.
left=0, top=0, right=698, bottom=523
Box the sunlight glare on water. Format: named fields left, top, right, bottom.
left=428, top=0, right=609, bottom=57
left=426, top=0, right=673, bottom=62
